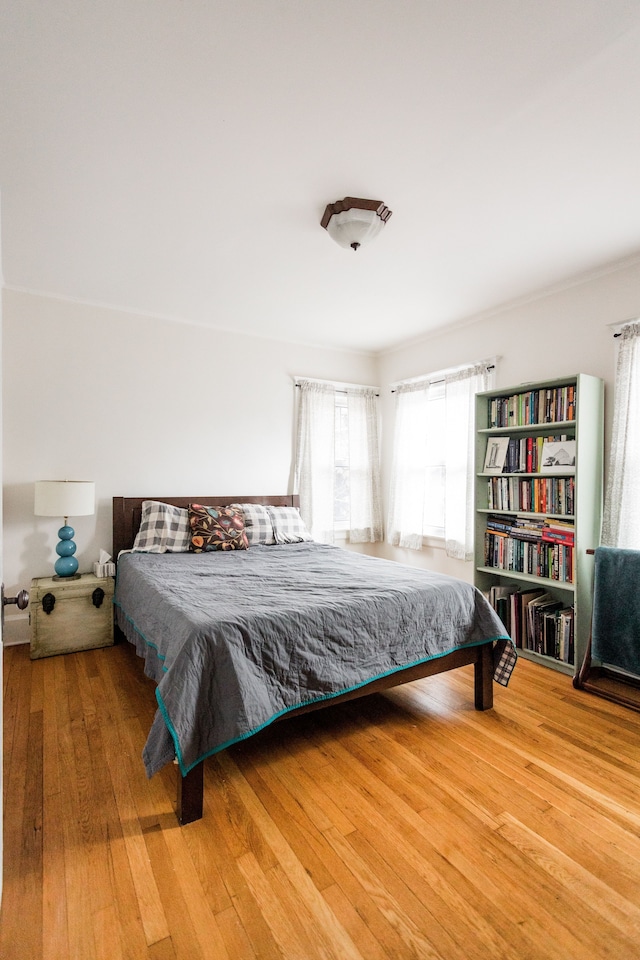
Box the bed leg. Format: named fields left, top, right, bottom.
left=177, top=762, right=204, bottom=825
left=474, top=643, right=494, bottom=710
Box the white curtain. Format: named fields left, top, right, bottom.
left=295, top=380, right=383, bottom=544
left=347, top=388, right=383, bottom=542
left=443, top=363, right=494, bottom=559
left=387, top=361, right=495, bottom=558
left=602, top=321, right=640, bottom=548
left=387, top=381, right=436, bottom=550
left=295, top=381, right=336, bottom=543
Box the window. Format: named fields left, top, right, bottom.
left=295, top=379, right=382, bottom=543
left=421, top=380, right=446, bottom=537
left=387, top=361, right=495, bottom=559
left=334, top=393, right=350, bottom=528
left=602, top=320, right=640, bottom=548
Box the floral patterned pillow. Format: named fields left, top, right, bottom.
left=188, top=503, right=249, bottom=552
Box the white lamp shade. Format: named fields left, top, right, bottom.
left=321, top=197, right=392, bottom=251
left=34, top=480, right=95, bottom=518
left=325, top=207, right=386, bottom=249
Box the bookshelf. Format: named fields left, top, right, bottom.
left=474, top=374, right=604, bottom=676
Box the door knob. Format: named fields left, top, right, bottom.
left=3, top=588, right=29, bottom=610
left=1, top=584, right=29, bottom=629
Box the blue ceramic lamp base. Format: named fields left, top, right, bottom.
left=53, top=523, right=81, bottom=580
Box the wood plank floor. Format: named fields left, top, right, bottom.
left=3, top=640, right=640, bottom=960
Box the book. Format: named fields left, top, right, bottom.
left=558, top=608, right=575, bottom=663
left=519, top=588, right=546, bottom=648
left=510, top=518, right=545, bottom=541
left=543, top=610, right=561, bottom=657
left=541, top=530, right=575, bottom=545
left=490, top=584, right=515, bottom=605
left=489, top=584, right=514, bottom=635
left=544, top=519, right=575, bottom=531
left=527, top=596, right=563, bottom=654
left=496, top=596, right=510, bottom=632
left=510, top=591, right=522, bottom=647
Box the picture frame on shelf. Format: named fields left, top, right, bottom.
left=540, top=439, right=576, bottom=473
left=483, top=436, right=510, bottom=474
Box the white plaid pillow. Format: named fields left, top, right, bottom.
left=266, top=506, right=313, bottom=544
left=230, top=503, right=276, bottom=545
left=132, top=501, right=191, bottom=553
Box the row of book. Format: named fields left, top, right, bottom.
left=483, top=528, right=574, bottom=582
left=488, top=384, right=576, bottom=428
left=498, top=435, right=573, bottom=474
left=486, top=514, right=574, bottom=542
left=487, top=584, right=574, bottom=662
left=486, top=475, right=575, bottom=514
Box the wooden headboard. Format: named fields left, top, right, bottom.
left=112, top=494, right=300, bottom=559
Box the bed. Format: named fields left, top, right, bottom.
left=113, top=494, right=516, bottom=824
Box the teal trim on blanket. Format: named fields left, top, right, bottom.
left=113, top=599, right=168, bottom=671
left=160, top=634, right=509, bottom=777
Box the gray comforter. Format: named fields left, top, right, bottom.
left=114, top=542, right=513, bottom=776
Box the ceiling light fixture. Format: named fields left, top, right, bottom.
left=321, top=197, right=392, bottom=251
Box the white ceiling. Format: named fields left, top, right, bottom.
left=2, top=1, right=640, bottom=353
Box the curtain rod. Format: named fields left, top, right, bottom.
left=294, top=376, right=380, bottom=396
left=390, top=363, right=495, bottom=392
left=609, top=317, right=639, bottom=337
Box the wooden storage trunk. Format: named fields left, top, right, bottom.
left=30, top=572, right=115, bottom=659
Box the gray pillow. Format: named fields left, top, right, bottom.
left=132, top=501, right=191, bottom=553
left=266, top=506, right=313, bottom=544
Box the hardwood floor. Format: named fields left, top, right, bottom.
left=3, top=640, right=640, bottom=960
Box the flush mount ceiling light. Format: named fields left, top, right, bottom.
left=321, top=197, right=392, bottom=251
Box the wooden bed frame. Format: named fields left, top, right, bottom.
left=112, top=494, right=496, bottom=825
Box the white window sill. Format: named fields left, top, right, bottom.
left=422, top=534, right=446, bottom=550
left=334, top=530, right=444, bottom=550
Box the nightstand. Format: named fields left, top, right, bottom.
left=30, top=572, right=115, bottom=659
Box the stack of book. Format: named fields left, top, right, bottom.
left=484, top=515, right=574, bottom=582
left=541, top=518, right=574, bottom=547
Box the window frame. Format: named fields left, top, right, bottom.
left=333, top=392, right=350, bottom=533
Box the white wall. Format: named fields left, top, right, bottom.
left=4, top=256, right=640, bottom=641
left=376, top=255, right=640, bottom=580
left=0, top=230, right=4, bottom=905
left=2, top=288, right=377, bottom=643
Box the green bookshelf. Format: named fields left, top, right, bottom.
left=474, top=374, right=604, bottom=676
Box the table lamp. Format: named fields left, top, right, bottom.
left=34, top=480, right=95, bottom=580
